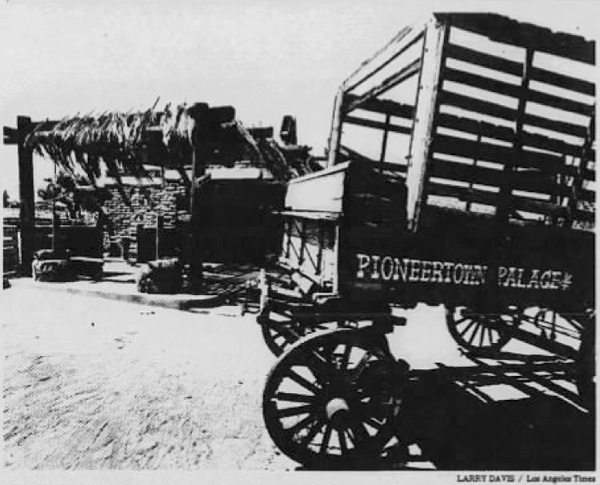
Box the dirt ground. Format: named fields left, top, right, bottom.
left=4, top=285, right=590, bottom=472
left=1, top=286, right=296, bottom=470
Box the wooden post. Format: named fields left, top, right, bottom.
left=155, top=214, right=163, bottom=260
left=187, top=103, right=209, bottom=293
left=404, top=21, right=448, bottom=229
left=186, top=104, right=235, bottom=293
left=136, top=223, right=144, bottom=263
left=17, top=116, right=34, bottom=276
left=379, top=114, right=391, bottom=165
left=497, top=47, right=534, bottom=223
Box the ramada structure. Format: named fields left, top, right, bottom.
left=3, top=103, right=317, bottom=285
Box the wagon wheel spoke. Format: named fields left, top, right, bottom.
left=287, top=412, right=319, bottom=437
left=276, top=391, right=315, bottom=404
left=319, top=423, right=333, bottom=455
left=299, top=417, right=325, bottom=446
left=340, top=344, right=353, bottom=370
left=338, top=429, right=349, bottom=455
left=286, top=368, right=321, bottom=394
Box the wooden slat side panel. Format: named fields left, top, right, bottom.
left=343, top=94, right=415, bottom=119
left=428, top=181, right=572, bottom=218
left=521, top=131, right=584, bottom=158
left=438, top=91, right=516, bottom=121
left=438, top=13, right=595, bottom=65
left=530, top=66, right=595, bottom=96
left=344, top=115, right=411, bottom=134
left=523, top=113, right=588, bottom=139
left=429, top=157, right=573, bottom=198
left=436, top=113, right=514, bottom=142
left=444, top=67, right=520, bottom=98
left=432, top=134, right=564, bottom=170
left=445, top=43, right=523, bottom=76
left=527, top=88, right=593, bottom=116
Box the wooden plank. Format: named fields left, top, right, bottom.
left=521, top=130, right=583, bottom=157
left=345, top=58, right=421, bottom=112
left=527, top=88, right=593, bottom=116
left=433, top=134, right=572, bottom=175
left=344, top=25, right=423, bottom=92
left=438, top=91, right=516, bottom=121
left=529, top=66, right=595, bottom=97
left=523, top=113, right=588, bottom=139
left=343, top=94, right=414, bottom=119
left=3, top=126, right=18, bottom=145
left=445, top=43, right=523, bottom=77
left=285, top=167, right=346, bottom=213
left=436, top=113, right=514, bottom=142
left=511, top=196, right=569, bottom=218
left=443, top=67, right=520, bottom=98
left=327, top=90, right=345, bottom=166
left=580, top=188, right=595, bottom=203
left=248, top=126, right=274, bottom=139
left=438, top=13, right=595, bottom=65
left=428, top=181, right=499, bottom=206
left=406, top=22, right=448, bottom=226
left=344, top=115, right=411, bottom=134
left=430, top=157, right=572, bottom=197
left=574, top=209, right=595, bottom=223
left=428, top=180, right=571, bottom=218
left=430, top=157, right=502, bottom=186
left=380, top=114, right=391, bottom=162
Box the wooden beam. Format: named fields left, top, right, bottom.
left=438, top=90, right=516, bottom=121
left=3, top=126, right=18, bottom=145
left=445, top=43, right=523, bottom=77
left=17, top=116, right=35, bottom=276
left=437, top=13, right=595, bottom=65
left=443, top=67, right=521, bottom=98
left=405, top=21, right=448, bottom=227
left=344, top=58, right=421, bottom=113
left=529, top=66, right=595, bottom=96
left=380, top=114, right=391, bottom=163
left=527, top=88, right=593, bottom=116
left=345, top=29, right=425, bottom=92
left=344, top=115, right=411, bottom=134
left=343, top=94, right=414, bottom=119
left=498, top=47, right=534, bottom=223
left=248, top=126, right=274, bottom=140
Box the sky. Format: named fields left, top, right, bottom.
left=1, top=0, right=598, bottom=199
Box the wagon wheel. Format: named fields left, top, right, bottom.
left=260, top=311, right=358, bottom=357
left=263, top=328, right=410, bottom=469
left=260, top=313, right=307, bottom=357
left=446, top=306, right=517, bottom=355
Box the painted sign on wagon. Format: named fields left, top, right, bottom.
left=355, top=253, right=573, bottom=290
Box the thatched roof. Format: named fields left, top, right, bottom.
left=25, top=103, right=318, bottom=190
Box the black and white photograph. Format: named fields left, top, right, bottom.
left=0, top=1, right=597, bottom=483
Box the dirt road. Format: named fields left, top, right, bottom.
left=2, top=286, right=296, bottom=470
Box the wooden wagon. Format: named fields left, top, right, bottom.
left=256, top=13, right=596, bottom=468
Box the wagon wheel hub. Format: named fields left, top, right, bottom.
left=325, top=397, right=351, bottom=429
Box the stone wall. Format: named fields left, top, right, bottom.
left=101, top=181, right=189, bottom=248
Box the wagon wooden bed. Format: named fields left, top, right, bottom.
left=255, top=13, right=596, bottom=468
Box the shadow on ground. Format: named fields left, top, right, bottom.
left=400, top=358, right=595, bottom=471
